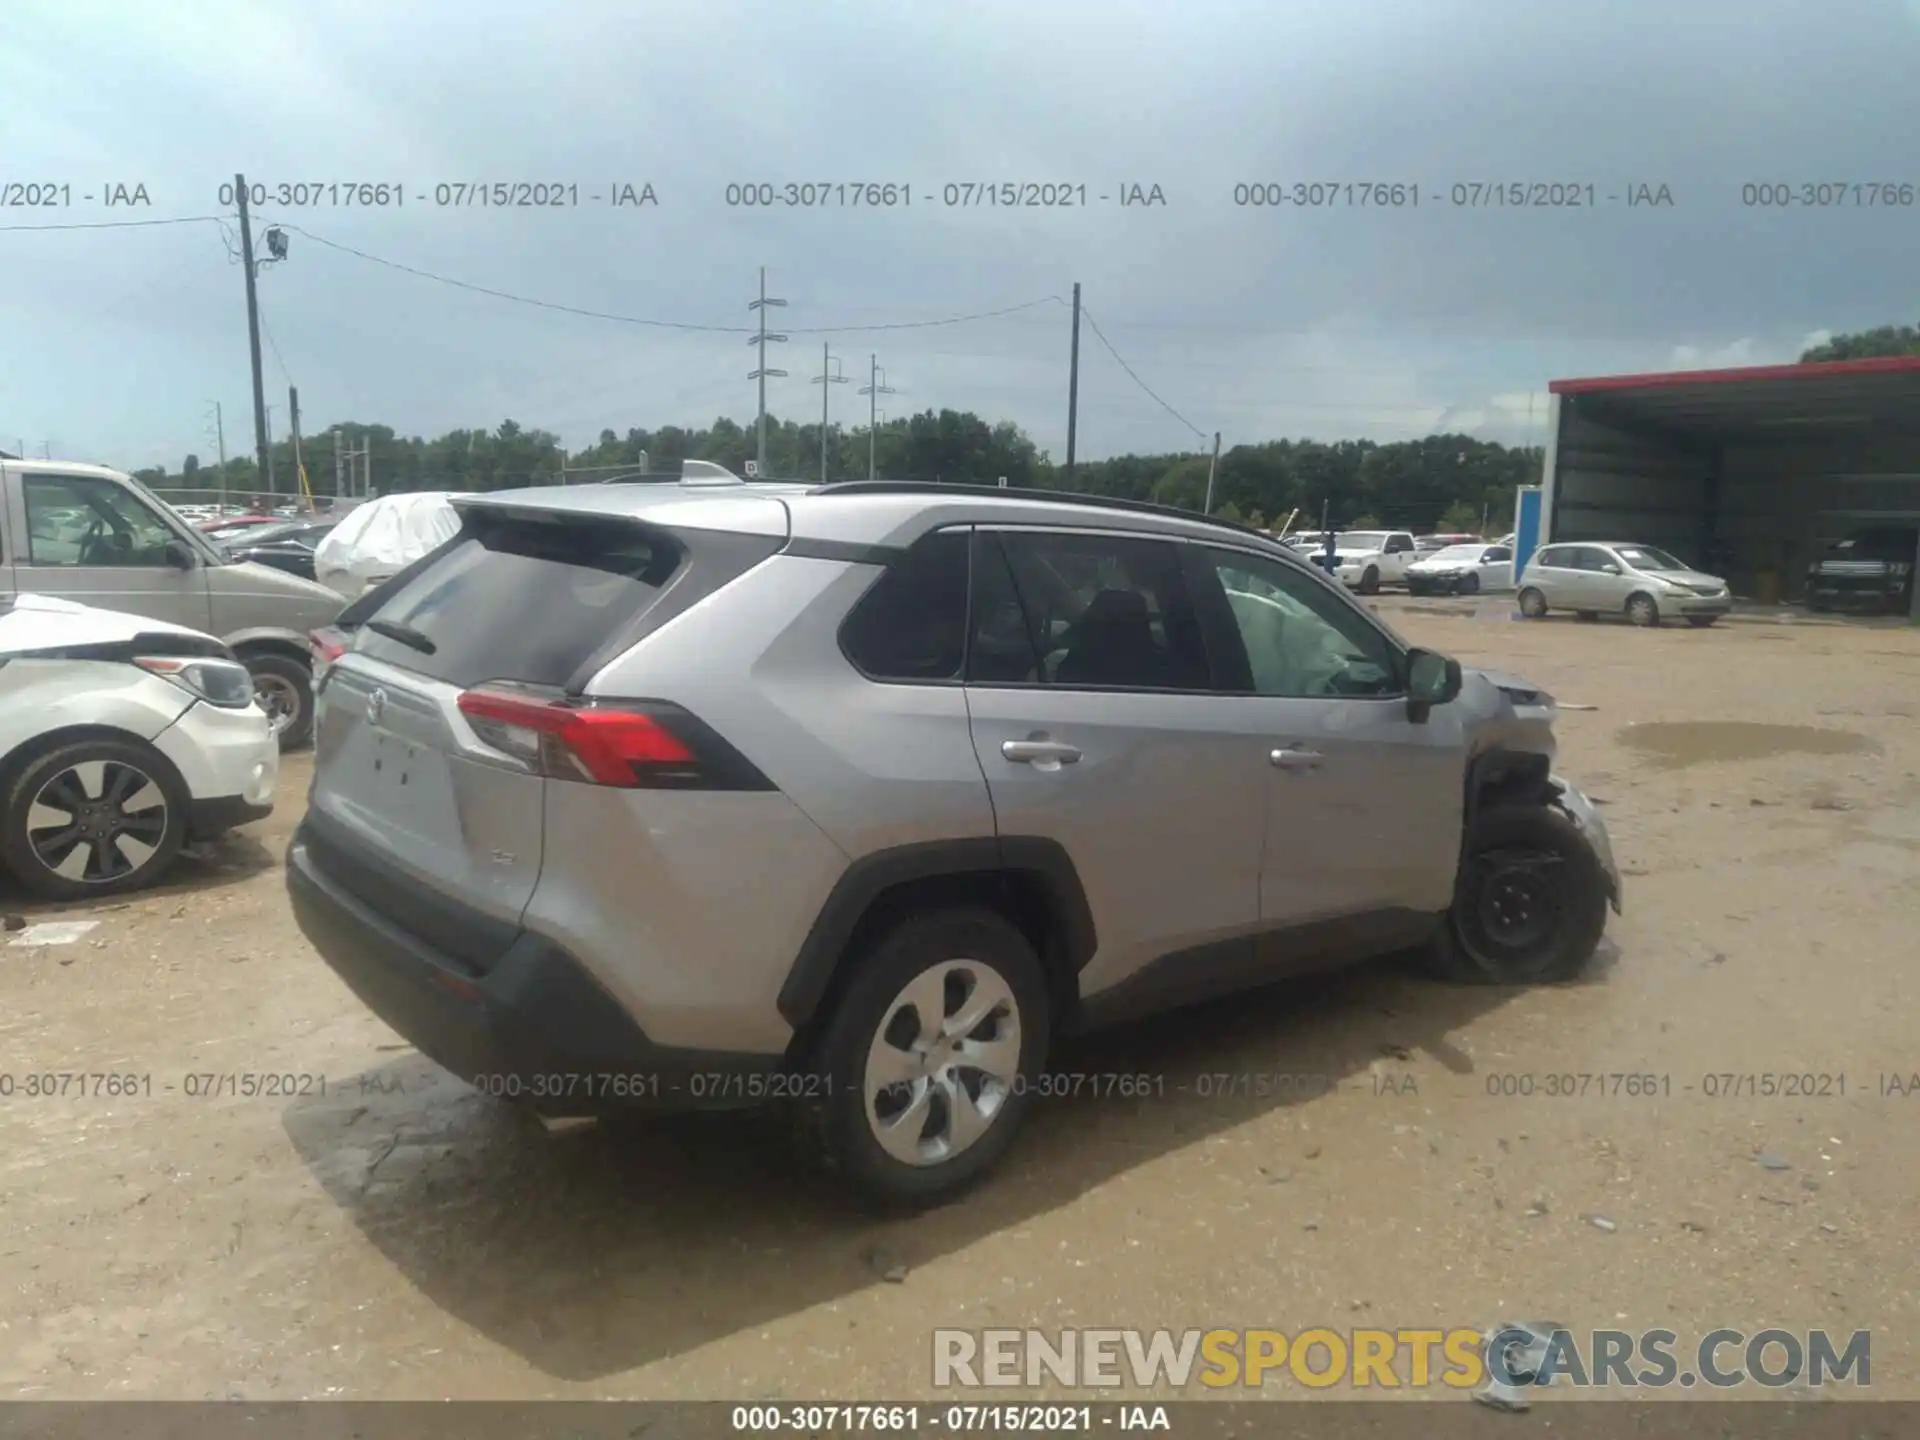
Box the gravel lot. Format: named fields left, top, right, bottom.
left=3, top=603, right=1917, bottom=1402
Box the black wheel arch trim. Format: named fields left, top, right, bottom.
left=776, top=835, right=1097, bottom=1031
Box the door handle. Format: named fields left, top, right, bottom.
left=1270, top=748, right=1324, bottom=771
left=1002, top=739, right=1082, bottom=765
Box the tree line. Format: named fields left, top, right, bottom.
left=140, top=411, right=1536, bottom=534
left=128, top=321, right=1908, bottom=532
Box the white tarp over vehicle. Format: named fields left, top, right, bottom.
left=313, top=491, right=466, bottom=600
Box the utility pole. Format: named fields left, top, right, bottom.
left=858, top=354, right=896, bottom=481
left=1065, top=281, right=1082, bottom=482
left=264, top=404, right=277, bottom=493
left=1202, top=431, right=1222, bottom=514
left=812, top=344, right=848, bottom=484
left=747, top=267, right=788, bottom=476
left=332, top=426, right=344, bottom=499
left=288, top=386, right=304, bottom=507
left=234, top=173, right=271, bottom=500
left=213, top=402, right=229, bottom=511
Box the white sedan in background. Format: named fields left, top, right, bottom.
left=1405, top=541, right=1515, bottom=596
left=0, top=595, right=277, bottom=899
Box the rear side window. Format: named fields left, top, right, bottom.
left=839, top=529, right=970, bottom=681
left=354, top=515, right=679, bottom=688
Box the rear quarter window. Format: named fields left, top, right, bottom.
left=352, top=513, right=680, bottom=689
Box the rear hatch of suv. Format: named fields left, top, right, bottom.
left=302, top=496, right=783, bottom=975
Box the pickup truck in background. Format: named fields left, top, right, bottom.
left=0, top=458, right=344, bottom=748
left=1307, top=529, right=1420, bottom=593
left=1805, top=525, right=1918, bottom=616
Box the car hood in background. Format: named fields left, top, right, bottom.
left=1647, top=569, right=1725, bottom=588
left=0, top=593, right=213, bottom=656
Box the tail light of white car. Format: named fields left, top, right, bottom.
left=133, top=654, right=257, bottom=708
left=454, top=686, right=774, bottom=792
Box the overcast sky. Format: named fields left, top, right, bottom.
left=3, top=0, right=1916, bottom=472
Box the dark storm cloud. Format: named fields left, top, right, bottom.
left=2, top=0, right=1914, bottom=467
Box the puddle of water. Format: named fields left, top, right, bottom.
left=1616, top=721, right=1880, bottom=769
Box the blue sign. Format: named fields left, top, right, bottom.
left=1513, top=486, right=1543, bottom=579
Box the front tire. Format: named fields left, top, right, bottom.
left=1517, top=587, right=1548, bottom=618
left=1626, top=592, right=1661, bottom=627
left=800, top=907, right=1049, bottom=1209
left=1458, top=572, right=1481, bottom=596
left=1, top=737, right=188, bottom=900
left=1425, top=803, right=1609, bottom=985
left=243, top=652, right=315, bottom=750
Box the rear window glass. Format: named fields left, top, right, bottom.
left=354, top=515, right=679, bottom=688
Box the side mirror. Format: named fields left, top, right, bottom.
left=162, top=539, right=198, bottom=570
left=1405, top=648, right=1462, bottom=724
left=1599, top=562, right=1621, bottom=575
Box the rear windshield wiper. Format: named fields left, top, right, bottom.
left=366, top=619, right=438, bottom=655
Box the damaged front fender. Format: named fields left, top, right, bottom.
left=1548, top=774, right=1621, bottom=914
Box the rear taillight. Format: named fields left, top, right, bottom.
left=309, top=626, right=348, bottom=664
left=455, top=687, right=772, bottom=791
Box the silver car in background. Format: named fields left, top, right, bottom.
left=1518, top=541, right=1731, bottom=628
left=1406, top=542, right=1513, bottom=597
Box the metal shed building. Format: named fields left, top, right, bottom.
left=1538, top=356, right=1920, bottom=605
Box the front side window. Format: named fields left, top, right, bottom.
left=1200, top=547, right=1402, bottom=698
left=968, top=529, right=1210, bottom=690
left=23, top=474, right=177, bottom=567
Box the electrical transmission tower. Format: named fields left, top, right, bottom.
left=747, top=268, right=788, bottom=475
left=858, top=355, right=897, bottom=481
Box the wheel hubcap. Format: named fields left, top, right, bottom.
left=254, top=674, right=300, bottom=734
left=24, top=760, right=168, bottom=883
left=864, top=961, right=1021, bottom=1166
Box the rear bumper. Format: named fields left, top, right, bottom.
left=286, top=822, right=783, bottom=1114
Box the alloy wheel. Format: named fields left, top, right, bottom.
left=24, top=759, right=170, bottom=885
left=253, top=672, right=301, bottom=734
left=863, top=960, right=1022, bottom=1166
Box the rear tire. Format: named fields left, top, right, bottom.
left=797, top=907, right=1050, bottom=1210
left=1626, top=592, right=1661, bottom=627
left=1358, top=566, right=1381, bottom=595
left=242, top=652, right=315, bottom=751
left=1685, top=615, right=1718, bottom=628
left=0, top=736, right=189, bottom=901
left=1517, top=587, right=1547, bottom=618
left=1424, top=803, right=1609, bottom=985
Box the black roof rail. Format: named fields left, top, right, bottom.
left=812, top=480, right=1281, bottom=546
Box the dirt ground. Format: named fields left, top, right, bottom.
left=3, top=603, right=1918, bottom=1403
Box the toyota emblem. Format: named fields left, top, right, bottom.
left=366, top=688, right=388, bottom=725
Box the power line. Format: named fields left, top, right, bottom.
left=1079, top=304, right=1207, bottom=441
left=259, top=309, right=294, bottom=387
left=266, top=223, right=1065, bottom=335
left=0, top=215, right=227, bottom=232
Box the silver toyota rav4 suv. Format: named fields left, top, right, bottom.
left=287, top=467, right=1621, bottom=1207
